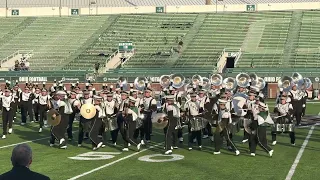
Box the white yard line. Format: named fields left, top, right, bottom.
left=285, top=125, right=316, bottom=180
left=68, top=132, right=188, bottom=180
left=0, top=131, right=78, bottom=149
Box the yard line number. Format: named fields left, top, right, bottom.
left=69, top=152, right=184, bottom=162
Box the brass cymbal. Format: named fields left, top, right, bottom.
left=80, top=104, right=96, bottom=119
left=47, top=109, right=61, bottom=126
left=151, top=113, right=168, bottom=129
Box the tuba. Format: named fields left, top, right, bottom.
left=249, top=73, right=258, bottom=83
left=278, top=76, right=293, bottom=92
left=210, top=74, right=223, bottom=86
left=171, top=74, right=185, bottom=89
left=223, top=77, right=237, bottom=91
left=191, top=74, right=203, bottom=86
left=302, top=78, right=312, bottom=90
left=251, top=77, right=266, bottom=90
left=134, top=77, right=147, bottom=91
left=159, top=75, right=171, bottom=88
left=202, top=77, right=211, bottom=90
left=236, top=73, right=250, bottom=87
left=292, top=72, right=304, bottom=89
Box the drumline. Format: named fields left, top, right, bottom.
left=0, top=72, right=310, bottom=156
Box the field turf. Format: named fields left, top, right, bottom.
left=0, top=100, right=320, bottom=180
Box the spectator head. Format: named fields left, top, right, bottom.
left=11, top=144, right=33, bottom=168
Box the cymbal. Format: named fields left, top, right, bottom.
left=151, top=113, right=168, bottom=129
left=80, top=104, right=96, bottom=119
left=47, top=109, right=61, bottom=126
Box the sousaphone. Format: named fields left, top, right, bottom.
left=159, top=75, right=171, bottom=88
left=202, top=77, right=211, bottom=90
left=236, top=73, right=250, bottom=87
left=210, top=74, right=223, bottom=86
left=222, top=77, right=237, bottom=91
left=134, top=77, right=147, bottom=91
left=171, top=74, right=185, bottom=89
left=47, top=109, right=61, bottom=126
left=278, top=76, right=293, bottom=92
left=80, top=104, right=96, bottom=119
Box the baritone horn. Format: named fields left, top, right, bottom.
left=134, top=77, right=147, bottom=91
left=278, top=76, right=293, bottom=92
left=236, top=73, right=250, bottom=87
left=210, top=74, right=223, bottom=86
left=171, top=74, right=185, bottom=89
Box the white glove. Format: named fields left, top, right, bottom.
left=302, top=104, right=306, bottom=108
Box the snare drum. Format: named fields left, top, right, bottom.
left=272, top=123, right=284, bottom=132
left=284, top=124, right=295, bottom=132
left=105, top=117, right=118, bottom=131
left=190, top=117, right=202, bottom=132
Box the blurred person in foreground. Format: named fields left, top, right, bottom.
left=0, top=144, right=50, bottom=180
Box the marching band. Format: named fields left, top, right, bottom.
left=0, top=72, right=312, bottom=157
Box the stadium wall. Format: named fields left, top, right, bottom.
left=0, top=83, right=312, bottom=99
left=1, top=2, right=320, bottom=17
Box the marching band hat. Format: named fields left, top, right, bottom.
left=218, top=99, right=228, bottom=104
left=115, top=87, right=121, bottom=91
left=130, top=90, right=137, bottom=96
left=190, top=93, right=197, bottom=97
left=70, top=91, right=76, bottom=95
left=199, top=89, right=206, bottom=94
left=144, top=87, right=152, bottom=93
left=25, top=87, right=29, bottom=90
left=121, top=91, right=128, bottom=96
left=56, top=91, right=67, bottom=95
left=106, top=92, right=113, bottom=97
left=250, top=86, right=260, bottom=92
left=258, top=102, right=267, bottom=108
left=4, top=89, right=11, bottom=93
left=166, top=95, right=175, bottom=100
left=83, top=90, right=90, bottom=95
left=280, top=96, right=287, bottom=100
left=93, top=95, right=103, bottom=100
left=129, top=96, right=137, bottom=103
left=248, top=91, right=256, bottom=96
left=220, top=94, right=227, bottom=99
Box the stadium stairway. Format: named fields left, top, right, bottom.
left=63, top=15, right=120, bottom=71
left=165, top=13, right=207, bottom=66
left=282, top=11, right=303, bottom=66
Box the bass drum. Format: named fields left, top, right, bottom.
left=104, top=117, right=118, bottom=131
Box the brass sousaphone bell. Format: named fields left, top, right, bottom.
left=210, top=74, right=223, bottom=86
left=278, top=76, right=293, bottom=92
left=171, top=74, right=185, bottom=89
left=202, top=77, right=211, bottom=90
left=236, top=73, right=250, bottom=87
left=47, top=109, right=61, bottom=126
left=222, top=77, right=237, bottom=91
left=292, top=72, right=304, bottom=89
left=80, top=104, right=96, bottom=119
left=159, top=75, right=171, bottom=88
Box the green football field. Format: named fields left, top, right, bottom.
left=0, top=100, right=320, bottom=180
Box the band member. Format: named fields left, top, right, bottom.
left=67, top=91, right=80, bottom=140
left=12, top=84, right=21, bottom=120
left=197, top=87, right=211, bottom=140
left=242, top=91, right=256, bottom=143
left=90, top=96, right=106, bottom=150
left=105, top=92, right=118, bottom=145
left=169, top=86, right=184, bottom=143
left=139, top=88, right=157, bottom=143
left=49, top=91, right=72, bottom=149
left=213, top=99, right=240, bottom=155
left=120, top=96, right=141, bottom=151
left=249, top=100, right=273, bottom=157
left=33, top=87, right=41, bottom=122
left=288, top=84, right=304, bottom=126
left=20, top=87, right=35, bottom=125
left=302, top=89, right=308, bottom=117
left=78, top=90, right=93, bottom=146
left=272, top=96, right=295, bottom=146
left=38, top=88, right=50, bottom=133
left=184, top=93, right=202, bottom=150
left=163, top=95, right=179, bottom=154
left=1, top=89, right=14, bottom=139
